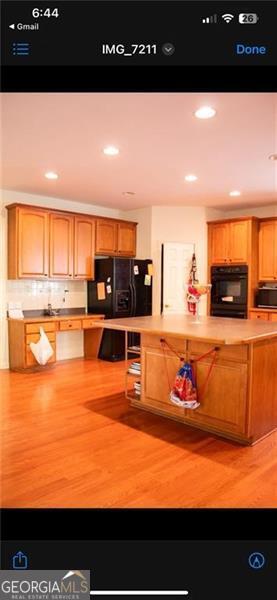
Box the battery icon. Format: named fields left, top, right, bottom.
left=239, top=13, right=259, bottom=24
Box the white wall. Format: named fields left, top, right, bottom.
left=221, top=204, right=277, bottom=218
left=150, top=206, right=210, bottom=315
left=0, top=190, right=126, bottom=369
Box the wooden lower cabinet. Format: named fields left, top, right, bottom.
left=8, top=315, right=104, bottom=371
left=249, top=310, right=277, bottom=321
left=249, top=311, right=269, bottom=321
left=183, top=358, right=247, bottom=435
left=141, top=345, right=185, bottom=419
left=140, top=341, right=247, bottom=437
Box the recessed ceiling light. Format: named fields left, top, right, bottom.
left=229, top=190, right=241, bottom=197
left=194, top=106, right=216, bottom=119
left=268, top=153, right=277, bottom=160
left=103, top=145, right=119, bottom=156
left=122, top=191, right=135, bottom=196
left=45, top=171, right=58, bottom=180
left=185, top=174, right=198, bottom=182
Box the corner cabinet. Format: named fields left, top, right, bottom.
left=259, top=219, right=277, bottom=281
left=95, top=218, right=137, bottom=257
left=208, top=218, right=252, bottom=265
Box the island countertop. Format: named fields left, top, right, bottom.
left=93, top=314, right=277, bottom=345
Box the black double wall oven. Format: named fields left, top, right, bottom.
left=210, top=265, right=248, bottom=319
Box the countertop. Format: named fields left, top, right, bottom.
left=93, top=314, right=277, bottom=345
left=8, top=313, right=105, bottom=324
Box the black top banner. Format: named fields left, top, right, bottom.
left=1, top=1, right=277, bottom=91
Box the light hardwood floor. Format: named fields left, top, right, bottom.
left=1, top=359, right=276, bottom=508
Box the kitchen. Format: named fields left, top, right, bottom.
left=1, top=92, right=277, bottom=508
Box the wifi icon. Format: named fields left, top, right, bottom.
left=222, top=13, right=235, bottom=23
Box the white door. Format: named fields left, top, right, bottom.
left=162, top=242, right=194, bottom=314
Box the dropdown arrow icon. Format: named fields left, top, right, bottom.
left=162, top=43, right=175, bottom=56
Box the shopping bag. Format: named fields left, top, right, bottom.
left=170, top=362, right=200, bottom=409
left=30, top=327, right=54, bottom=365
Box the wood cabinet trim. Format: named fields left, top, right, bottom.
left=6, top=203, right=137, bottom=225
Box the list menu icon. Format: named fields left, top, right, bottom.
left=12, top=42, right=30, bottom=56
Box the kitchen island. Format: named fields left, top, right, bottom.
left=94, top=314, right=277, bottom=445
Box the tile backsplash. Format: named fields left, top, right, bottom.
left=7, top=279, right=87, bottom=312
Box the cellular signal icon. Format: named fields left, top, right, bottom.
left=202, top=14, right=217, bottom=24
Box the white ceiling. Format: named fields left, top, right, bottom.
left=2, top=92, right=277, bottom=210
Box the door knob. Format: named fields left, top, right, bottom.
left=165, top=304, right=170, bottom=308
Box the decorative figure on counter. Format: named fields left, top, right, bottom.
left=186, top=252, right=211, bottom=323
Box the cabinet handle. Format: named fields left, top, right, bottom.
left=44, top=274, right=48, bottom=276
left=68, top=323, right=72, bottom=327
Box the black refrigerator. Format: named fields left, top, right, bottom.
left=87, top=257, right=152, bottom=361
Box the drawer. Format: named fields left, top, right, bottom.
left=269, top=313, right=277, bottom=322
left=26, top=332, right=56, bottom=345
left=188, top=340, right=248, bottom=363
left=59, top=319, right=81, bottom=331
left=82, top=318, right=103, bottom=329
left=25, top=321, right=56, bottom=334
left=25, top=344, right=56, bottom=367
left=249, top=311, right=269, bottom=321
left=141, top=333, right=187, bottom=354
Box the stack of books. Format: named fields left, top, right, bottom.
left=127, top=361, right=141, bottom=375
left=133, top=381, right=141, bottom=397
left=128, top=345, right=140, bottom=353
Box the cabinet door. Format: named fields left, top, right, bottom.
left=259, top=220, right=277, bottom=280
left=141, top=345, right=186, bottom=418
left=209, top=223, right=229, bottom=264
left=49, top=213, right=74, bottom=278
left=95, top=219, right=117, bottom=255
left=117, top=222, right=136, bottom=256
left=229, top=220, right=249, bottom=263
left=17, top=207, right=49, bottom=278
left=74, top=216, right=95, bottom=279
left=185, top=359, right=247, bottom=435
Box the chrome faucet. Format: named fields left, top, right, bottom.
left=46, top=303, right=60, bottom=316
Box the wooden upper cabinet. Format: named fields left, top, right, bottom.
left=95, top=218, right=137, bottom=256
left=95, top=219, right=117, bottom=255
left=7, top=204, right=137, bottom=279
left=117, top=222, right=136, bottom=256
left=49, top=212, right=74, bottom=278
left=74, top=216, right=95, bottom=279
left=209, top=219, right=250, bottom=265
left=209, top=222, right=229, bottom=264
left=259, top=220, right=277, bottom=281
left=229, top=220, right=249, bottom=263
left=8, top=206, right=49, bottom=279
